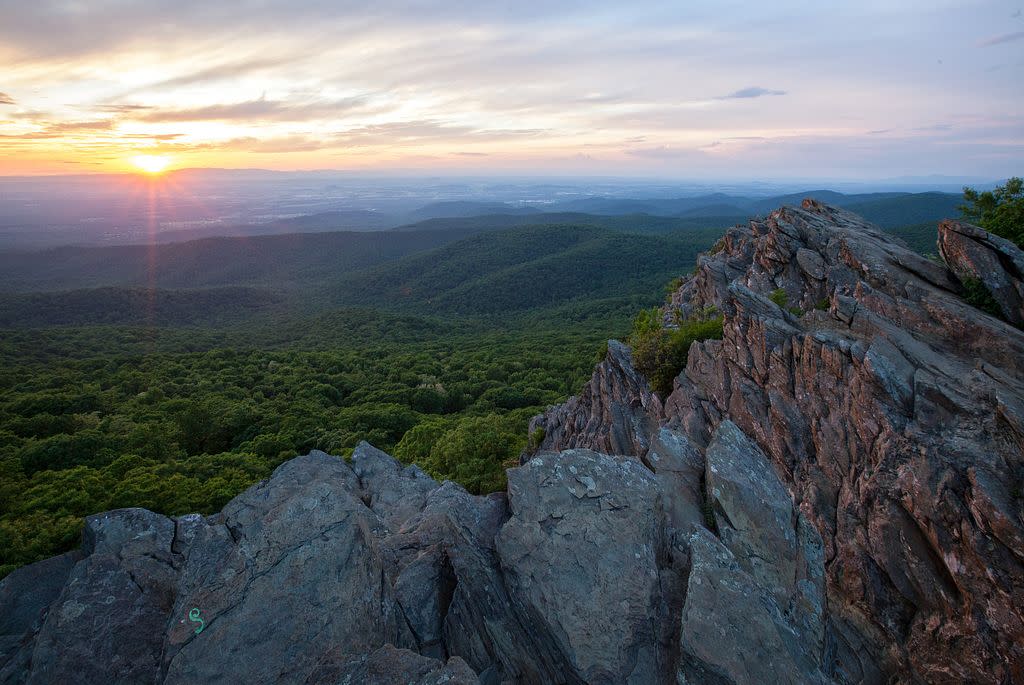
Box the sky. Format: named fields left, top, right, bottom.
left=0, top=0, right=1022, bottom=179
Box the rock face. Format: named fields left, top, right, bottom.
left=938, top=218, right=1024, bottom=327
left=1, top=434, right=824, bottom=684
left=534, top=201, right=1024, bottom=684
left=2, top=202, right=1021, bottom=685
left=527, top=340, right=662, bottom=458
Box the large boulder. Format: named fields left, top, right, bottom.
left=0, top=552, right=79, bottom=685
left=680, top=421, right=828, bottom=683
left=938, top=218, right=1024, bottom=327
left=677, top=528, right=829, bottom=685
left=23, top=509, right=183, bottom=685
left=159, top=452, right=414, bottom=684
left=496, top=449, right=676, bottom=685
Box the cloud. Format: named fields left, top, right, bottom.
left=134, top=96, right=368, bottom=123
left=119, top=132, right=185, bottom=140
left=0, top=118, right=115, bottom=141
left=0, top=92, right=14, bottom=105
left=715, top=86, right=787, bottom=100
left=978, top=31, right=1024, bottom=46
left=44, top=120, right=114, bottom=132
left=92, top=104, right=153, bottom=113
left=627, top=145, right=697, bottom=159
left=332, top=120, right=546, bottom=147
left=138, top=57, right=294, bottom=91
left=227, top=135, right=329, bottom=153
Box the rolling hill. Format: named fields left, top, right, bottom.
left=0, top=287, right=281, bottom=328
left=0, top=226, right=499, bottom=293
left=331, top=224, right=722, bottom=314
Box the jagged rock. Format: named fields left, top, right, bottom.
left=706, top=420, right=800, bottom=599
left=702, top=421, right=827, bottom=669
left=0, top=552, right=79, bottom=685
left=497, top=449, right=676, bottom=684
left=351, top=441, right=441, bottom=531
left=306, top=644, right=478, bottom=684
left=160, top=452, right=414, bottom=685
left=527, top=340, right=662, bottom=458
left=938, top=218, right=1024, bottom=327
left=642, top=428, right=706, bottom=567
left=677, top=528, right=828, bottom=685
left=24, top=509, right=182, bottom=685
left=659, top=202, right=1024, bottom=683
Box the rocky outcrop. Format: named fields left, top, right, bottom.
left=678, top=422, right=828, bottom=685
left=532, top=201, right=1024, bottom=684
left=3, top=202, right=1022, bottom=685
left=527, top=340, right=662, bottom=458
left=938, top=218, right=1024, bottom=327
left=1, top=427, right=826, bottom=684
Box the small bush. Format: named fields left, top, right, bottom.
left=630, top=308, right=724, bottom=394
left=768, top=288, right=802, bottom=316
left=769, top=289, right=789, bottom=307
left=814, top=297, right=830, bottom=311
left=528, top=427, right=546, bottom=451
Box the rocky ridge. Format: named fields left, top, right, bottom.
left=1, top=201, right=1022, bottom=684
left=533, top=200, right=1024, bottom=683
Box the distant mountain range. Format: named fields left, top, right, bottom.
left=0, top=175, right=966, bottom=248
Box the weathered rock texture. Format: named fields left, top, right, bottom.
left=2, top=202, right=1021, bottom=685
left=529, top=340, right=663, bottom=458
left=938, top=218, right=1024, bottom=327
left=535, top=201, right=1024, bottom=684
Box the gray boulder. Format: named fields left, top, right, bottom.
left=496, top=449, right=674, bottom=684
left=160, top=452, right=414, bottom=684
left=938, top=218, right=1024, bottom=327
left=677, top=528, right=829, bottom=685
left=25, top=509, right=182, bottom=685
left=351, top=441, right=440, bottom=531
left=0, top=552, right=79, bottom=685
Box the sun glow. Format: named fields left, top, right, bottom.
left=130, top=154, right=171, bottom=174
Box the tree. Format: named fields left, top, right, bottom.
left=960, top=177, right=1024, bottom=248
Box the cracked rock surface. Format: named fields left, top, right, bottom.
left=535, top=201, right=1024, bottom=684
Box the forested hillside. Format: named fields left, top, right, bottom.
left=0, top=195, right=966, bottom=578
left=1, top=216, right=711, bottom=576
left=333, top=224, right=722, bottom=313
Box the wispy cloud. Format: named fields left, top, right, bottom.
left=715, top=86, right=787, bottom=100
left=0, top=1, right=1020, bottom=177
left=134, top=96, right=368, bottom=123
left=44, top=120, right=114, bottom=132
left=92, top=104, right=153, bottom=113
left=978, top=31, right=1024, bottom=46
left=138, top=57, right=294, bottom=92
left=627, top=145, right=696, bottom=159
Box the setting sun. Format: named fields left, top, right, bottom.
left=130, top=154, right=171, bottom=174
